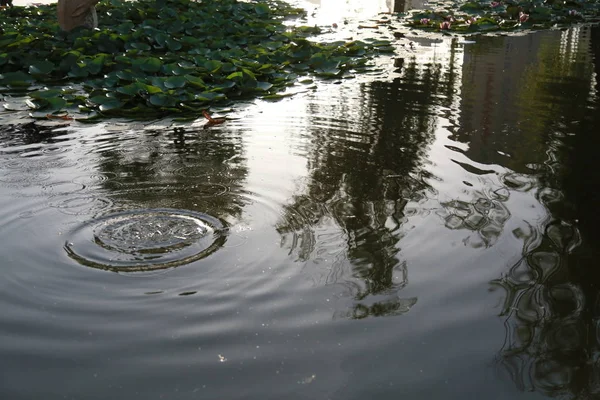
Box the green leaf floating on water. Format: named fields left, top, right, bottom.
left=255, top=3, right=270, bottom=16
left=30, top=89, right=63, bottom=99
left=29, top=61, right=55, bottom=76
left=99, top=99, right=125, bottom=112
left=165, top=37, right=182, bottom=51
left=184, top=75, right=206, bottom=89
left=195, top=92, right=226, bottom=102
left=148, top=93, right=177, bottom=107
left=84, top=54, right=108, bottom=75
left=255, top=81, right=273, bottom=91
left=203, top=60, right=223, bottom=73
left=0, top=0, right=392, bottom=119
left=164, top=76, right=187, bottom=89
left=44, top=97, right=68, bottom=111
left=130, top=42, right=152, bottom=51
left=226, top=71, right=244, bottom=81
left=0, top=71, right=34, bottom=87
left=132, top=57, right=162, bottom=73
left=116, top=81, right=163, bottom=96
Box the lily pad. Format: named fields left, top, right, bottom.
left=164, top=76, right=187, bottom=89
left=132, top=57, right=162, bottom=73
left=148, top=93, right=177, bottom=107
left=29, top=89, right=63, bottom=99
left=99, top=99, right=125, bottom=112
left=0, top=71, right=34, bottom=87
left=255, top=81, right=273, bottom=91
left=29, top=61, right=55, bottom=76
left=195, top=92, right=226, bottom=101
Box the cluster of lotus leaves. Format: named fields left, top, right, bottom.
left=0, top=0, right=394, bottom=120
left=404, top=0, right=600, bottom=33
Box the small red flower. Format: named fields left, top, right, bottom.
left=519, top=11, right=529, bottom=23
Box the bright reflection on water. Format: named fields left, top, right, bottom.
left=1, top=5, right=600, bottom=400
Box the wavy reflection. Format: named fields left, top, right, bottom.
left=57, top=124, right=252, bottom=271
left=278, top=52, right=460, bottom=318
left=437, top=190, right=511, bottom=248
left=95, top=125, right=248, bottom=217
left=449, top=26, right=600, bottom=398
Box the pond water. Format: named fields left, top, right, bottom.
left=2, top=2, right=600, bottom=399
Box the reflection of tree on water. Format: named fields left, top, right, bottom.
left=452, top=27, right=600, bottom=398
left=96, top=125, right=248, bottom=218
left=277, top=55, right=458, bottom=318
left=0, top=121, right=67, bottom=147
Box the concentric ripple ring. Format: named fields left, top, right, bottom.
left=64, top=209, right=226, bottom=272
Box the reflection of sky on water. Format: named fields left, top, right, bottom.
left=303, top=0, right=429, bottom=15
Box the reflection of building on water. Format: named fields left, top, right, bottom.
left=450, top=27, right=600, bottom=398
left=451, top=28, right=594, bottom=174
left=277, top=40, right=462, bottom=319
left=389, top=0, right=428, bottom=12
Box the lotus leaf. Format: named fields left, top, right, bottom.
left=0, top=71, right=34, bottom=87
left=29, top=61, right=55, bottom=76
left=164, top=76, right=187, bottom=88
left=30, top=89, right=63, bottom=99
left=255, top=81, right=273, bottom=91
left=132, top=57, right=162, bottom=73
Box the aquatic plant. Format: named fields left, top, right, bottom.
left=0, top=0, right=392, bottom=121
left=404, top=0, right=600, bottom=33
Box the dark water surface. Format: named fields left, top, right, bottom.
left=2, top=8, right=600, bottom=400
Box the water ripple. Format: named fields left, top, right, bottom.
left=64, top=208, right=227, bottom=273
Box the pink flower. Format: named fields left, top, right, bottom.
left=568, top=9, right=580, bottom=16
left=519, top=11, right=529, bottom=23
left=439, top=21, right=452, bottom=30
left=490, top=1, right=501, bottom=7
left=420, top=18, right=430, bottom=25
left=465, top=16, right=477, bottom=24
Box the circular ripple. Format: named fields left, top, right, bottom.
left=42, top=181, right=87, bottom=197
left=64, top=209, right=227, bottom=272
left=0, top=170, right=52, bottom=186
left=72, top=172, right=118, bottom=186
left=49, top=195, right=114, bottom=216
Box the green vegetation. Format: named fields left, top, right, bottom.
left=404, top=0, right=600, bottom=33
left=0, top=0, right=392, bottom=120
